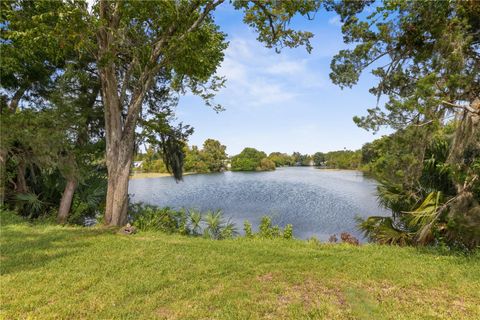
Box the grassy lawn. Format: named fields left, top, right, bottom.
left=1, top=213, right=479, bottom=319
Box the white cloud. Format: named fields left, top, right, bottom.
left=328, top=16, right=342, bottom=27
left=216, top=35, right=325, bottom=108
left=266, top=60, right=306, bottom=75
left=249, top=80, right=297, bottom=105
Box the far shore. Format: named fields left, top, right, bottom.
left=129, top=172, right=197, bottom=179
left=130, top=167, right=363, bottom=179
left=315, top=167, right=360, bottom=171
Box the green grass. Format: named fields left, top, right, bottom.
left=1, top=213, right=479, bottom=319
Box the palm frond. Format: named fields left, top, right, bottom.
left=188, top=209, right=203, bottom=235
left=405, top=191, right=444, bottom=245
left=15, top=192, right=46, bottom=218
left=357, top=216, right=413, bottom=246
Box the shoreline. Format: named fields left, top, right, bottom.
left=315, top=167, right=359, bottom=171
left=129, top=172, right=197, bottom=179
left=130, top=167, right=365, bottom=179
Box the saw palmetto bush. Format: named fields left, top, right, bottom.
left=203, top=210, right=238, bottom=240
left=359, top=129, right=480, bottom=251
left=129, top=204, right=238, bottom=240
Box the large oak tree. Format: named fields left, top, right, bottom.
left=92, top=0, right=322, bottom=226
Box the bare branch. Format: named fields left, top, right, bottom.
left=411, top=120, right=434, bottom=127
left=440, top=100, right=480, bottom=115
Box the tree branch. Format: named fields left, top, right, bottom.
left=123, top=0, right=224, bottom=138
left=8, top=85, right=27, bottom=112
left=119, top=57, right=137, bottom=105
left=253, top=0, right=278, bottom=42
left=440, top=100, right=480, bottom=115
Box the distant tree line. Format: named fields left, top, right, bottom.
left=311, top=150, right=361, bottom=169
left=231, top=148, right=275, bottom=172
left=135, top=139, right=228, bottom=174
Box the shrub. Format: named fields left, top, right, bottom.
left=244, top=220, right=253, bottom=238
left=283, top=224, right=293, bottom=239
left=257, top=158, right=276, bottom=171
left=271, top=225, right=281, bottom=237
left=340, top=232, right=360, bottom=245
left=203, top=210, right=238, bottom=240
left=328, top=234, right=338, bottom=243
left=130, top=205, right=294, bottom=242
left=258, top=216, right=294, bottom=240
left=14, top=192, right=46, bottom=219
left=220, top=220, right=238, bottom=240
left=130, top=204, right=240, bottom=240
left=231, top=148, right=274, bottom=171
left=259, top=216, right=273, bottom=238
left=307, top=236, right=321, bottom=246
left=189, top=209, right=202, bottom=236
left=129, top=203, right=187, bottom=233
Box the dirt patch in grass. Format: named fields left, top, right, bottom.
left=256, top=272, right=276, bottom=283
left=281, top=278, right=346, bottom=307
left=155, top=306, right=174, bottom=319
left=362, top=281, right=477, bottom=318
left=273, top=279, right=478, bottom=319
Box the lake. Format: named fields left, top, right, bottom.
left=129, top=167, right=390, bottom=241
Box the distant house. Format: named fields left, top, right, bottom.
left=223, top=159, right=231, bottom=170
left=133, top=161, right=143, bottom=168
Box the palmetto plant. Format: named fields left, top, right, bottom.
left=359, top=187, right=479, bottom=248
left=130, top=205, right=238, bottom=240
left=359, top=190, right=447, bottom=246
left=406, top=191, right=443, bottom=244
left=220, top=219, right=238, bottom=240
left=203, top=210, right=238, bottom=240
left=357, top=216, right=413, bottom=246
left=204, top=210, right=223, bottom=239
left=359, top=128, right=480, bottom=250
left=188, top=209, right=202, bottom=236
left=15, top=192, right=46, bottom=219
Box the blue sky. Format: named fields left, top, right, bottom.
left=176, top=4, right=390, bottom=156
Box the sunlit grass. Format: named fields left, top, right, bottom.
left=1, top=213, right=479, bottom=319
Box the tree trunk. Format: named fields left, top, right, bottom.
left=0, top=148, right=7, bottom=206
left=57, top=178, right=77, bottom=224
left=104, top=143, right=133, bottom=226
left=16, top=158, right=28, bottom=194
left=9, top=86, right=27, bottom=113
left=97, top=0, right=154, bottom=226
left=99, top=66, right=136, bottom=226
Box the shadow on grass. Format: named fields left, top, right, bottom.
left=413, top=246, right=480, bottom=260
left=0, top=225, right=112, bottom=275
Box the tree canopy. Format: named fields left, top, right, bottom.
left=231, top=148, right=275, bottom=172
left=329, top=0, right=479, bottom=249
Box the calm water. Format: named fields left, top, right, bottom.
left=129, top=167, right=390, bottom=241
